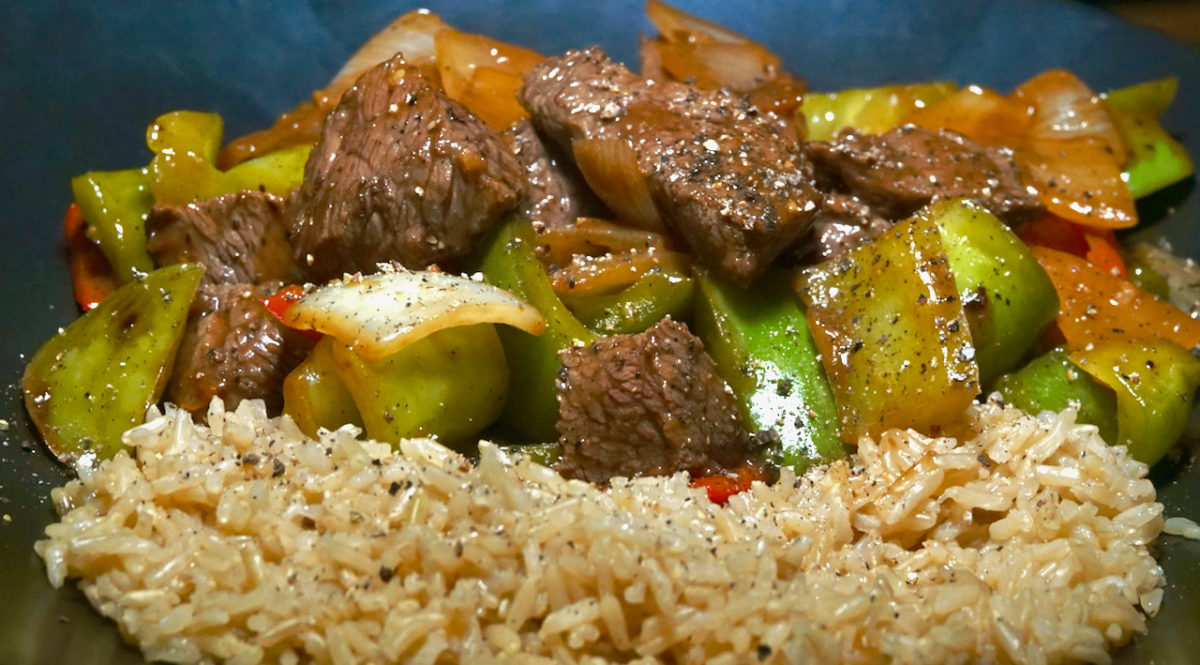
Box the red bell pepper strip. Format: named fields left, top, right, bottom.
left=1018, top=215, right=1129, bottom=278
left=1031, top=246, right=1200, bottom=352
left=261, top=284, right=322, bottom=342
left=63, top=203, right=119, bottom=311
left=690, top=464, right=768, bottom=505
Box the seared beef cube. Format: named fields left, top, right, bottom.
left=804, top=193, right=892, bottom=262
left=500, top=119, right=604, bottom=231
left=807, top=124, right=1044, bottom=224
left=555, top=317, right=755, bottom=483
left=146, top=190, right=299, bottom=286
left=288, top=55, right=525, bottom=281
left=521, top=47, right=820, bottom=285
left=167, top=282, right=315, bottom=415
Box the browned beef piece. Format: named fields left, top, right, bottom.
left=554, top=317, right=755, bottom=483
left=801, top=193, right=892, bottom=263
left=167, top=282, right=315, bottom=415
left=521, top=47, right=820, bottom=285
left=287, top=55, right=525, bottom=281
left=500, top=119, right=605, bottom=231
left=146, top=190, right=299, bottom=286
left=806, top=124, right=1044, bottom=224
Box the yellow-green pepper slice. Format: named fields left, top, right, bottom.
left=475, top=218, right=595, bottom=442
left=330, top=324, right=509, bottom=453
left=1103, top=78, right=1195, bottom=199
left=23, top=263, right=205, bottom=465
left=993, top=347, right=1119, bottom=444
left=694, top=270, right=843, bottom=472
left=800, top=81, right=957, bottom=141
left=1071, top=340, right=1200, bottom=465
left=147, top=110, right=309, bottom=205
left=926, top=199, right=1058, bottom=388
left=795, top=210, right=979, bottom=442
left=283, top=336, right=364, bottom=438
left=560, top=270, right=694, bottom=335
left=70, top=167, right=155, bottom=281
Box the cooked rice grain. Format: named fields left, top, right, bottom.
left=36, top=398, right=1164, bottom=664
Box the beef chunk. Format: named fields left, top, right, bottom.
left=146, top=190, right=298, bottom=286
left=521, top=47, right=820, bottom=284
left=797, top=193, right=892, bottom=263
left=807, top=124, right=1044, bottom=224
left=500, top=119, right=605, bottom=231
left=167, top=282, right=314, bottom=415
left=554, top=317, right=755, bottom=483
left=287, top=55, right=525, bottom=281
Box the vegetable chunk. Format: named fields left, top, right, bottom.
left=926, top=199, right=1058, bottom=387
left=1071, top=341, right=1200, bottom=465
left=693, top=270, right=843, bottom=471
left=23, top=263, right=204, bottom=465
left=796, top=212, right=979, bottom=442
left=476, top=218, right=596, bottom=441
left=331, top=324, right=509, bottom=452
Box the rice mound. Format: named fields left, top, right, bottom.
left=36, top=398, right=1164, bottom=665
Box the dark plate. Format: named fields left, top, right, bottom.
left=1, top=1, right=1197, bottom=663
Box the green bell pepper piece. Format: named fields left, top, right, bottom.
left=70, top=112, right=310, bottom=286
left=283, top=336, right=364, bottom=438
left=801, top=81, right=957, bottom=141
left=1125, top=252, right=1171, bottom=300
left=497, top=441, right=562, bottom=467
left=993, top=347, right=1119, bottom=445
left=694, top=270, right=843, bottom=472
left=1103, top=78, right=1195, bottom=199
left=1071, top=341, right=1200, bottom=465
left=796, top=211, right=979, bottom=442
left=70, top=168, right=155, bottom=281
left=560, top=270, right=695, bottom=335
left=147, top=110, right=310, bottom=205
left=925, top=199, right=1059, bottom=388
left=22, top=263, right=205, bottom=465
left=475, top=218, right=596, bottom=442
left=330, top=324, right=509, bottom=453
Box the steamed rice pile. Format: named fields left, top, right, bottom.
left=36, top=398, right=1164, bottom=665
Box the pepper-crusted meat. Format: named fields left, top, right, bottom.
left=521, top=47, right=821, bottom=285
left=554, top=317, right=756, bottom=483
left=146, top=190, right=299, bottom=286
left=167, top=282, right=315, bottom=415
left=500, top=119, right=606, bottom=232
left=287, top=55, right=525, bottom=281
left=807, top=124, right=1044, bottom=225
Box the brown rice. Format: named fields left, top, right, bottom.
left=36, top=397, right=1165, bottom=664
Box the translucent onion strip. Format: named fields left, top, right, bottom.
left=284, top=266, right=546, bottom=361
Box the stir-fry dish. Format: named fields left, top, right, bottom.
left=24, top=3, right=1200, bottom=663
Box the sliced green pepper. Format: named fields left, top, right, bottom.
left=23, top=263, right=204, bottom=465
left=147, top=110, right=310, bottom=205
left=283, top=336, right=364, bottom=438
left=801, top=81, right=957, bottom=141
left=993, top=347, right=1119, bottom=444
left=693, top=270, right=843, bottom=472
left=1071, top=341, right=1200, bottom=465
left=925, top=199, right=1059, bottom=388
left=795, top=211, right=979, bottom=442
left=475, top=218, right=595, bottom=442
left=331, top=324, right=509, bottom=453
left=1102, top=78, right=1195, bottom=199
left=497, top=441, right=562, bottom=467
left=1125, top=252, right=1171, bottom=300
left=560, top=270, right=694, bottom=335
left=70, top=168, right=155, bottom=280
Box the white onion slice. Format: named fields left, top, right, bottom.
left=284, top=266, right=545, bottom=361
left=325, top=10, right=449, bottom=99
left=645, top=0, right=749, bottom=45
